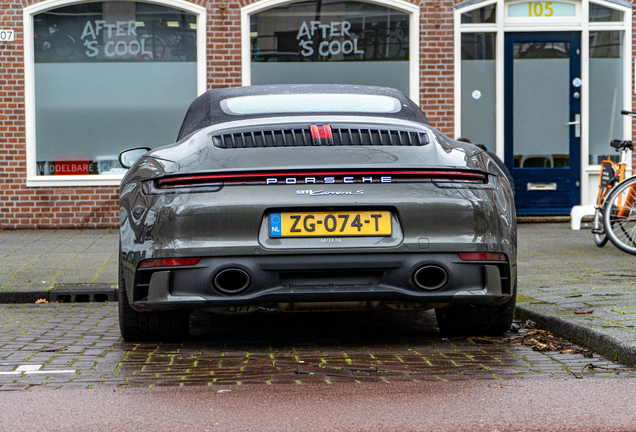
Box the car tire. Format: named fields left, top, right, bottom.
left=118, top=272, right=190, bottom=343
left=434, top=294, right=516, bottom=337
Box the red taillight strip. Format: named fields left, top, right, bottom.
left=157, top=170, right=486, bottom=187
left=458, top=253, right=507, bottom=262
left=139, top=258, right=201, bottom=268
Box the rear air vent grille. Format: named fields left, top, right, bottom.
left=213, top=128, right=429, bottom=148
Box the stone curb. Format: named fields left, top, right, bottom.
left=516, top=304, right=636, bottom=367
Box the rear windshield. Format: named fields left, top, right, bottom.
left=221, top=94, right=401, bottom=115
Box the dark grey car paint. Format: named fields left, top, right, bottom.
left=119, top=88, right=516, bottom=314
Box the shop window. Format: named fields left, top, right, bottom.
left=461, top=4, right=496, bottom=24
left=249, top=1, right=410, bottom=95
left=588, top=31, right=623, bottom=164
left=32, top=2, right=197, bottom=176
left=589, top=3, right=623, bottom=22
left=461, top=33, right=496, bottom=151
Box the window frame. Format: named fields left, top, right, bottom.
left=23, top=0, right=207, bottom=187
left=240, top=0, right=420, bottom=103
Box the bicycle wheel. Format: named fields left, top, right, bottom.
left=49, top=33, right=77, bottom=58
left=593, top=207, right=608, bottom=247
left=141, top=36, right=165, bottom=60
left=377, top=34, right=403, bottom=59
left=602, top=176, right=636, bottom=254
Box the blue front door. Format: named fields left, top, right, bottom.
left=505, top=32, right=581, bottom=215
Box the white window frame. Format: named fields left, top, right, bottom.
left=240, top=0, right=420, bottom=103
left=454, top=0, right=632, bottom=206
left=23, top=0, right=207, bottom=187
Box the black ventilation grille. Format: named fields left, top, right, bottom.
left=213, top=128, right=429, bottom=148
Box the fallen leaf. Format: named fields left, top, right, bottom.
left=35, top=299, right=48, bottom=304
left=574, top=310, right=593, bottom=314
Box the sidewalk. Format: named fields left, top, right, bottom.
left=0, top=229, right=118, bottom=302
left=0, top=224, right=634, bottom=366
left=515, top=223, right=636, bottom=367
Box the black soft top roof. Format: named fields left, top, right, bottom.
left=176, top=84, right=429, bottom=141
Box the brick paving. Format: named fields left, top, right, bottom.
left=1, top=225, right=636, bottom=390
left=0, top=304, right=634, bottom=391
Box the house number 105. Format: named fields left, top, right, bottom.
left=529, top=2, right=554, bottom=16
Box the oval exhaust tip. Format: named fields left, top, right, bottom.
left=214, top=268, right=251, bottom=294
left=413, top=265, right=448, bottom=290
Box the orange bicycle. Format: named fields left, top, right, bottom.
left=600, top=110, right=636, bottom=253
left=592, top=137, right=633, bottom=246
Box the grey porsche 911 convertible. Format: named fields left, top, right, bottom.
left=118, top=84, right=516, bottom=342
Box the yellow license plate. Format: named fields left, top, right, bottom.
left=269, top=211, right=392, bottom=237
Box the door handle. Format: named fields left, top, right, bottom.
left=568, top=114, right=581, bottom=138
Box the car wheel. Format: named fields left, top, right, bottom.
left=434, top=294, right=516, bottom=337
left=118, top=272, right=190, bottom=342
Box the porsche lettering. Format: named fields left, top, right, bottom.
left=266, top=176, right=391, bottom=185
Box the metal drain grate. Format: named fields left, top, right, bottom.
left=50, top=284, right=117, bottom=303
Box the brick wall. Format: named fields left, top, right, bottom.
left=421, top=0, right=454, bottom=136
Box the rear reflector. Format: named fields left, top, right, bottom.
left=139, top=258, right=201, bottom=268
left=458, top=253, right=506, bottom=262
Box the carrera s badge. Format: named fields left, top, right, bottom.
left=297, top=190, right=364, bottom=196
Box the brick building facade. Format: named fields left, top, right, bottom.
left=0, top=0, right=633, bottom=228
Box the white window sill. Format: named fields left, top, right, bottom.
left=26, top=175, right=124, bottom=187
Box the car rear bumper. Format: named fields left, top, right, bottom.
left=127, top=252, right=515, bottom=312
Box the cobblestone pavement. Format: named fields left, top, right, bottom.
left=516, top=223, right=636, bottom=364
left=0, top=229, right=118, bottom=297
left=0, top=304, right=634, bottom=391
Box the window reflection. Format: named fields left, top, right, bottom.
left=589, top=3, right=623, bottom=22
left=249, top=0, right=410, bottom=95
left=513, top=42, right=569, bottom=59
left=34, top=2, right=196, bottom=63
left=250, top=1, right=409, bottom=62
left=512, top=41, right=570, bottom=168
left=461, top=33, right=496, bottom=152
left=461, top=4, right=496, bottom=24
left=589, top=31, right=623, bottom=165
